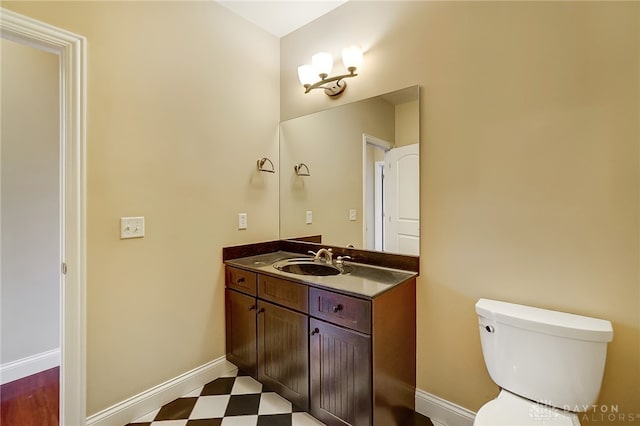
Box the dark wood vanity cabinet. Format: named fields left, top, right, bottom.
left=225, top=264, right=416, bottom=426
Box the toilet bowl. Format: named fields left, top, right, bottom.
left=474, top=390, right=579, bottom=426
left=473, top=299, right=613, bottom=426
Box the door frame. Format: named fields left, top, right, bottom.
left=1, top=8, right=87, bottom=425
left=362, top=133, right=392, bottom=251
left=373, top=160, right=385, bottom=251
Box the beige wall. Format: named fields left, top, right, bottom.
left=3, top=1, right=280, bottom=415
left=279, top=97, right=394, bottom=246
left=1, top=38, right=60, bottom=366
left=282, top=1, right=639, bottom=422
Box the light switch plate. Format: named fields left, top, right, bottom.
left=349, top=209, right=357, bottom=221
left=120, top=217, right=145, bottom=239
left=306, top=210, right=313, bottom=224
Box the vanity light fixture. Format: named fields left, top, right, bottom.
left=297, top=46, right=363, bottom=96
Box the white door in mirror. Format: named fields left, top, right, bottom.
left=384, top=144, right=419, bottom=255
left=120, top=217, right=145, bottom=239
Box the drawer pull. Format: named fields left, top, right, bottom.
left=332, top=304, right=343, bottom=313
left=310, top=327, right=320, bottom=336
left=236, top=277, right=246, bottom=284
left=248, top=305, right=257, bottom=311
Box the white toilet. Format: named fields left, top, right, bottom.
left=474, top=298, right=613, bottom=426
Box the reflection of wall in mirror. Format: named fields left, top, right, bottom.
left=395, top=100, right=419, bottom=147
left=280, top=97, right=395, bottom=247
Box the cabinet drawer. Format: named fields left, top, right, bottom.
left=258, top=275, right=308, bottom=313
left=226, top=266, right=257, bottom=296
left=309, top=288, right=371, bottom=334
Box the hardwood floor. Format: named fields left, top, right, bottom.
left=0, top=366, right=59, bottom=426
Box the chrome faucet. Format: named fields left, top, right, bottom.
left=309, top=248, right=333, bottom=264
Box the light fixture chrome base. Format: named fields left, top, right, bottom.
left=323, top=79, right=346, bottom=96
left=303, top=71, right=357, bottom=96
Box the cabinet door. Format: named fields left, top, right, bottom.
left=309, top=318, right=372, bottom=426
left=258, top=300, right=309, bottom=410
left=225, top=289, right=257, bottom=377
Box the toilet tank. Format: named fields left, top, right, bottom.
left=475, top=298, right=613, bottom=411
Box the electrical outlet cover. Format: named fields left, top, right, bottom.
left=238, top=213, right=248, bottom=230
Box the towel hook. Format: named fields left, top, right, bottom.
left=294, top=163, right=310, bottom=176
left=257, top=157, right=275, bottom=173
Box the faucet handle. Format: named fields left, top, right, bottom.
left=335, top=255, right=351, bottom=266
left=308, top=250, right=317, bottom=256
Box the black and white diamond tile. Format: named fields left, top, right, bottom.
left=126, top=369, right=325, bottom=426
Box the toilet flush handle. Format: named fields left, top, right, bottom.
left=485, top=325, right=495, bottom=333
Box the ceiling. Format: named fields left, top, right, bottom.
left=216, top=1, right=348, bottom=38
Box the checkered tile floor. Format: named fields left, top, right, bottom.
left=126, top=368, right=433, bottom=426
left=126, top=368, right=324, bottom=426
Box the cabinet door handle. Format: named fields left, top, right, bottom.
left=332, top=304, right=343, bottom=313
left=310, top=327, right=320, bottom=336
left=248, top=305, right=257, bottom=311
left=257, top=308, right=265, bottom=314
left=236, top=277, right=245, bottom=284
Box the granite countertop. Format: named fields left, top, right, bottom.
left=224, top=251, right=417, bottom=299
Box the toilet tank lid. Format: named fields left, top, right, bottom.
left=476, top=299, right=613, bottom=343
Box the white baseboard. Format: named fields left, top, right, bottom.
left=86, top=356, right=237, bottom=426
left=0, top=348, right=61, bottom=385
left=415, top=388, right=476, bottom=426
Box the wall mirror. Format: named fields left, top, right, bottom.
left=279, top=86, right=420, bottom=255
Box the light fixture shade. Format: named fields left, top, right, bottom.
left=297, top=64, right=316, bottom=86
left=312, top=52, right=333, bottom=78
left=342, top=46, right=363, bottom=71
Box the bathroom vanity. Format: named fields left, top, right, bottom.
left=223, top=241, right=418, bottom=426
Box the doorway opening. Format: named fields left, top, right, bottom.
left=0, top=8, right=86, bottom=425
left=1, top=35, right=61, bottom=424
